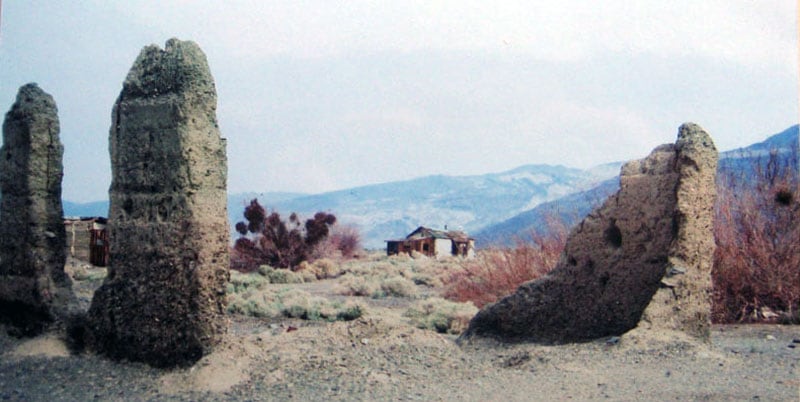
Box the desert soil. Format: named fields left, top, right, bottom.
left=1, top=261, right=798, bottom=401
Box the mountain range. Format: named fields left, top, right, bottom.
left=64, top=125, right=798, bottom=249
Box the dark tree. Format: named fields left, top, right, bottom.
left=231, top=199, right=337, bottom=271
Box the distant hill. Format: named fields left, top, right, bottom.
left=250, top=164, right=619, bottom=249
left=63, top=124, right=798, bottom=250
left=718, top=125, right=799, bottom=177
left=476, top=124, right=798, bottom=247
left=63, top=200, right=109, bottom=218
left=473, top=177, right=619, bottom=247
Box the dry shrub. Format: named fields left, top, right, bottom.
left=257, top=265, right=305, bottom=284
left=227, top=283, right=364, bottom=321
left=443, top=222, right=567, bottom=308
left=404, top=297, right=478, bottom=334
left=227, top=270, right=270, bottom=293
left=311, top=258, right=343, bottom=279
left=313, top=224, right=363, bottom=259
left=376, top=276, right=418, bottom=298
left=336, top=275, right=380, bottom=297
left=336, top=273, right=418, bottom=299
left=713, top=149, right=800, bottom=323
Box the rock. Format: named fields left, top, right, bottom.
left=460, top=123, right=718, bottom=343
left=0, top=83, right=74, bottom=335
left=86, top=39, right=229, bottom=367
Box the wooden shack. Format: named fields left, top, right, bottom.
left=386, top=226, right=475, bottom=259
left=64, top=217, right=108, bottom=266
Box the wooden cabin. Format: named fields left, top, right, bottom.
left=386, top=226, right=475, bottom=259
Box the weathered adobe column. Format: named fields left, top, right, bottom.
left=0, top=83, right=73, bottom=336
left=86, top=39, right=229, bottom=367
left=460, top=123, right=718, bottom=343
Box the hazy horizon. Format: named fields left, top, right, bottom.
left=1, top=1, right=797, bottom=203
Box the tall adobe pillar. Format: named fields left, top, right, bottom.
left=87, top=39, right=229, bottom=367
left=0, top=83, right=72, bottom=336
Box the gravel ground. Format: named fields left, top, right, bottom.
left=1, top=261, right=798, bottom=401
left=1, top=314, right=798, bottom=401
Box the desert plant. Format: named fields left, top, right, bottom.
left=312, top=224, right=363, bottom=260
left=257, top=265, right=305, bottom=284
left=227, top=270, right=270, bottom=293
left=227, top=285, right=365, bottom=321
left=712, top=148, right=799, bottom=323
left=443, top=220, right=567, bottom=308
left=376, top=276, right=418, bottom=298
left=336, top=275, right=381, bottom=297
left=231, top=199, right=337, bottom=271
left=404, top=297, right=478, bottom=334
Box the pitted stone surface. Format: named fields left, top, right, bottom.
left=461, top=123, right=718, bottom=343
left=86, top=39, right=229, bottom=367
left=0, top=83, right=72, bottom=335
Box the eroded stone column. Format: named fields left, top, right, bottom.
left=460, top=123, right=718, bottom=343
left=86, top=39, right=229, bottom=367
left=0, top=83, right=72, bottom=335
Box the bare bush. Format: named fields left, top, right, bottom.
left=313, top=224, right=363, bottom=260
left=712, top=148, right=800, bottom=323
left=443, top=221, right=568, bottom=308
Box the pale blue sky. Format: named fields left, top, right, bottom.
left=1, top=1, right=797, bottom=202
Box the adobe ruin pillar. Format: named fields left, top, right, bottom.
left=460, top=123, right=718, bottom=343
left=0, top=83, right=73, bottom=335
left=86, top=39, right=229, bottom=367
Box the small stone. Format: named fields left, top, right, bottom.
left=361, top=338, right=369, bottom=345
left=665, top=265, right=686, bottom=277
left=605, top=336, right=621, bottom=346
left=765, top=335, right=776, bottom=341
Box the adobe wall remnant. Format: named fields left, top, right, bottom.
left=0, top=83, right=73, bottom=336
left=86, top=39, right=229, bottom=367
left=460, top=123, right=718, bottom=343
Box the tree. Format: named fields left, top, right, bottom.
left=231, top=199, right=337, bottom=271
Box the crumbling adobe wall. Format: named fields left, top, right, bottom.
left=86, top=39, right=229, bottom=367
left=0, top=83, right=73, bottom=336
left=460, top=123, right=718, bottom=343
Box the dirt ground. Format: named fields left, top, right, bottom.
left=1, top=259, right=798, bottom=401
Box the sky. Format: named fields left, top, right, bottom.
left=0, top=1, right=797, bottom=203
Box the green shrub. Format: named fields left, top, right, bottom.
left=228, top=271, right=270, bottom=293
left=404, top=297, right=478, bottom=334
left=335, top=304, right=365, bottom=321
left=337, top=275, right=380, bottom=297
left=258, top=265, right=305, bottom=284
left=377, top=276, right=418, bottom=298
left=227, top=286, right=365, bottom=321
left=227, top=291, right=278, bottom=317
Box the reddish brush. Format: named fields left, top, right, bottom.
left=712, top=149, right=800, bottom=323
left=443, top=221, right=567, bottom=308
